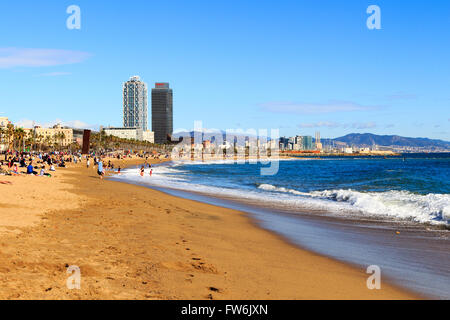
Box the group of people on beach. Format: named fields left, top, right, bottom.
left=140, top=162, right=153, bottom=177
left=0, top=149, right=170, bottom=181
left=0, top=151, right=75, bottom=177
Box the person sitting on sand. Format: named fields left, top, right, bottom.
left=50, top=165, right=56, bottom=172
left=26, top=163, right=37, bottom=175
left=39, top=168, right=51, bottom=177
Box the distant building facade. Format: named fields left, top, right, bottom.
left=315, top=132, right=322, bottom=150
left=0, top=117, right=9, bottom=130
left=279, top=135, right=316, bottom=151
left=103, top=127, right=154, bottom=143
left=123, top=76, right=148, bottom=131
left=24, top=124, right=74, bottom=147
left=303, top=136, right=313, bottom=150
left=0, top=117, right=10, bottom=151
left=151, top=82, right=173, bottom=144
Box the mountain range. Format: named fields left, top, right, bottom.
left=323, top=133, right=450, bottom=149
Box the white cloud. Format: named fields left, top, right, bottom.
left=260, top=100, right=378, bottom=114
left=297, top=121, right=377, bottom=129
left=352, top=122, right=377, bottom=129
left=15, top=119, right=35, bottom=128
left=0, top=48, right=91, bottom=68
left=39, top=72, right=72, bottom=77
left=15, top=119, right=97, bottom=130
left=298, top=121, right=341, bottom=128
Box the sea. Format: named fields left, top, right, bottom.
left=112, top=153, right=450, bottom=299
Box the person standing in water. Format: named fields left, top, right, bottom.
left=140, top=165, right=145, bottom=177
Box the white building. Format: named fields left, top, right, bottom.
left=0, top=117, right=9, bottom=129
left=344, top=147, right=354, bottom=154
left=103, top=127, right=154, bottom=143
left=0, top=117, right=10, bottom=151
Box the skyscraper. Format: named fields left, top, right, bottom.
left=123, top=76, right=148, bottom=131
left=151, top=82, right=173, bottom=144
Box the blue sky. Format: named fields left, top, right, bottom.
left=0, top=0, right=449, bottom=140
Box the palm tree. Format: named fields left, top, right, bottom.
left=0, top=128, right=4, bottom=149
left=44, top=136, right=52, bottom=150
left=36, top=134, right=44, bottom=151
left=14, top=128, right=25, bottom=151
left=6, top=124, right=14, bottom=151
left=58, top=132, right=66, bottom=149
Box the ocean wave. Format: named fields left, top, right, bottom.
left=258, top=184, right=449, bottom=225
left=114, top=166, right=449, bottom=226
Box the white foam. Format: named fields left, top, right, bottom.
left=114, top=166, right=449, bottom=226
left=258, top=184, right=449, bottom=225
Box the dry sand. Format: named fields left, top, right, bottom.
left=0, top=157, right=418, bottom=299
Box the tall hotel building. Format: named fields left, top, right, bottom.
left=151, top=83, right=173, bottom=144
left=123, top=76, right=148, bottom=131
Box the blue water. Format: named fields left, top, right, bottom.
left=167, top=155, right=449, bottom=194
left=113, top=153, right=450, bottom=298
left=140, top=154, right=450, bottom=226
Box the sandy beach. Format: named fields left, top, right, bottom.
left=0, top=157, right=417, bottom=300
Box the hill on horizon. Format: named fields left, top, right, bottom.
left=324, top=133, right=450, bottom=149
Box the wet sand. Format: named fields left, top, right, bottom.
left=0, top=157, right=418, bottom=299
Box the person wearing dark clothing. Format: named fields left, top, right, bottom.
left=27, top=164, right=37, bottom=175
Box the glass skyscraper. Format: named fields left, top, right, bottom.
left=151, top=83, right=173, bottom=144
left=303, top=136, right=313, bottom=150
left=123, top=76, right=148, bottom=131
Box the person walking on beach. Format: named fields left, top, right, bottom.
left=87, top=158, right=90, bottom=169
left=97, top=160, right=104, bottom=180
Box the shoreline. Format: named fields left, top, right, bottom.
left=112, top=159, right=419, bottom=299
left=0, top=157, right=418, bottom=299
left=113, top=174, right=439, bottom=299
left=114, top=160, right=449, bottom=299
